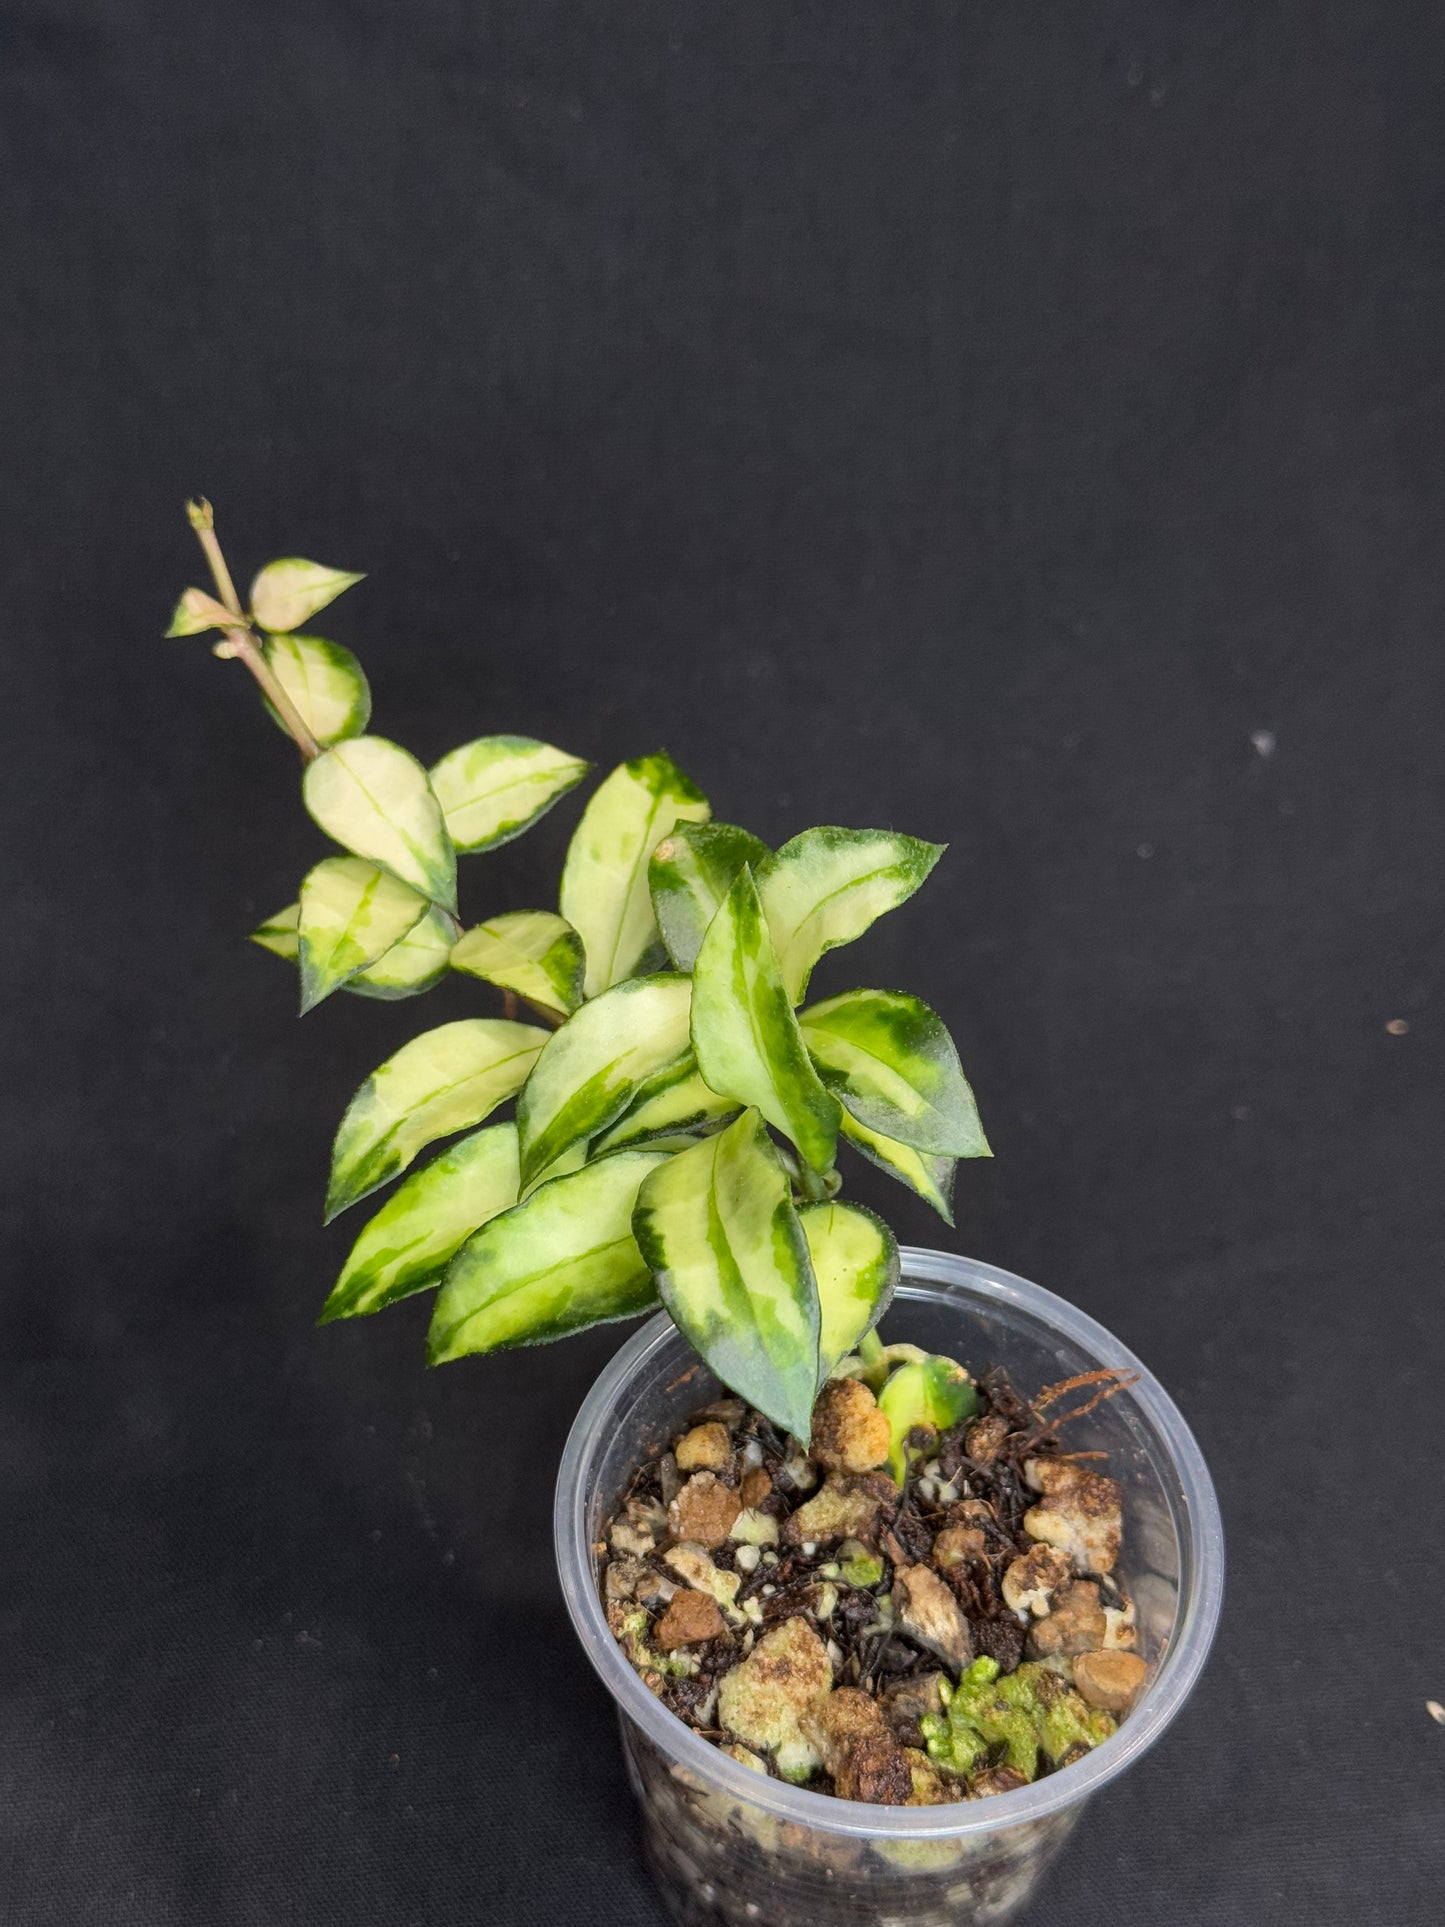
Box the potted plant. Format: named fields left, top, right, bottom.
left=171, top=505, right=1224, bottom=1927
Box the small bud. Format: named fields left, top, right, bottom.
left=185, top=497, right=214, bottom=531
left=212, top=638, right=241, bottom=659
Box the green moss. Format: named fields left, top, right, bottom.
left=838, top=1538, right=885, bottom=1588
left=921, top=1657, right=1117, bottom=1784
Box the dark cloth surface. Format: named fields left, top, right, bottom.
left=3, top=4, right=1442, bottom=1922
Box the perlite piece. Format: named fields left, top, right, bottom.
left=1000, top=1543, right=1074, bottom=1619
left=717, top=1616, right=833, bottom=1783
left=783, top=1471, right=896, bottom=1548
left=663, top=1544, right=745, bottom=1623
left=1023, top=1457, right=1123, bottom=1576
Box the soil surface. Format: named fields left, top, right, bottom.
left=599, top=1360, right=1146, bottom=1804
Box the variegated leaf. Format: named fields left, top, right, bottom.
left=319, top=1124, right=521, bottom=1321
left=303, top=735, right=457, bottom=914
left=451, top=911, right=585, bottom=1017
left=518, top=1138, right=590, bottom=1199
left=252, top=899, right=452, bottom=1000
left=691, top=865, right=839, bottom=1174
left=296, top=856, right=429, bottom=1013
left=649, top=821, right=770, bottom=973
left=560, top=752, right=710, bottom=998
left=591, top=1063, right=737, bottom=1155
left=757, top=827, right=945, bottom=1004
left=429, top=735, right=589, bottom=854
left=633, top=1109, right=820, bottom=1442
left=516, top=974, right=693, bottom=1187
left=346, top=905, right=455, bottom=1000
left=879, top=1354, right=978, bottom=1481
left=166, top=587, right=236, bottom=637
left=326, top=1017, right=549, bottom=1220
left=799, top=988, right=989, bottom=1158
left=262, top=632, right=371, bottom=746
left=797, top=1200, right=900, bottom=1386
left=839, top=1111, right=956, bottom=1225
left=249, top=557, right=364, bottom=633
left=427, top=1151, right=668, bottom=1362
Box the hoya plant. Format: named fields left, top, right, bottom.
left=173, top=505, right=991, bottom=1443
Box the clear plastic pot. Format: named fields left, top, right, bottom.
left=555, top=1248, right=1224, bottom=1927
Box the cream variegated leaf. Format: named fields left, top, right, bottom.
left=303, top=735, right=457, bottom=913
left=326, top=1018, right=549, bottom=1220
left=451, top=911, right=585, bottom=1017
left=345, top=905, right=455, bottom=1000
left=250, top=557, right=365, bottom=633
left=800, top=988, right=989, bottom=1158
left=879, top=1355, right=979, bottom=1481
left=262, top=632, right=371, bottom=746
left=838, top=1111, right=956, bottom=1225
left=429, top=735, right=589, bottom=854
left=649, top=821, right=769, bottom=973
left=250, top=902, right=300, bottom=959
left=560, top=752, right=710, bottom=998
left=166, top=587, right=237, bottom=637
left=252, top=898, right=452, bottom=1000
left=691, top=865, right=839, bottom=1174
left=590, top=1062, right=738, bottom=1155
left=427, top=1152, right=668, bottom=1362
left=516, top=974, right=694, bottom=1187
left=633, top=1110, right=820, bottom=1442
left=320, top=1124, right=521, bottom=1321
left=797, top=1200, right=899, bottom=1386
left=757, top=827, right=945, bottom=1005
left=296, top=857, right=430, bottom=1012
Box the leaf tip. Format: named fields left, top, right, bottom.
left=321, top=1185, right=351, bottom=1227
left=424, top=1322, right=456, bottom=1367
left=298, top=980, right=331, bottom=1017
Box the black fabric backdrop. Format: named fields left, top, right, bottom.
left=3, top=4, right=1442, bottom=1922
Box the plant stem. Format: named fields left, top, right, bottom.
left=187, top=499, right=245, bottom=617
left=502, top=986, right=564, bottom=1029
left=857, top=1327, right=888, bottom=1391
left=186, top=499, right=322, bottom=762
left=183, top=501, right=569, bottom=1027
left=796, top=1163, right=831, bottom=1203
